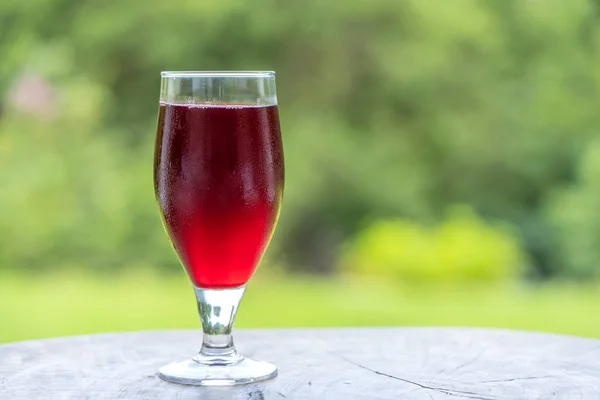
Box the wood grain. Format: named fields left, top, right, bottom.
left=1, top=328, right=600, bottom=399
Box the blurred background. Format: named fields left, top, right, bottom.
left=1, top=0, right=600, bottom=343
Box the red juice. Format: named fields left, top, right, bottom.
left=154, top=103, right=284, bottom=288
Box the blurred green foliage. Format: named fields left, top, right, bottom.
left=1, top=272, right=600, bottom=343
left=342, top=206, right=524, bottom=283
left=2, top=0, right=600, bottom=280
left=545, top=138, right=600, bottom=279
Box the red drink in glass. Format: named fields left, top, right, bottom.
left=155, top=71, right=282, bottom=385
left=154, top=103, right=284, bottom=288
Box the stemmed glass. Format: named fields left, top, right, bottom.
left=153, top=71, right=284, bottom=385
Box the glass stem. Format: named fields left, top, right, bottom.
left=193, top=286, right=246, bottom=365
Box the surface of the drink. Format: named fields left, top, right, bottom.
left=154, top=103, right=284, bottom=288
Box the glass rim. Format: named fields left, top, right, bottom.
left=161, top=71, right=275, bottom=78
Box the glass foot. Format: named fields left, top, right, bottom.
left=159, top=356, right=278, bottom=386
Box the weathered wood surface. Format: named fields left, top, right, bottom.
left=1, top=328, right=600, bottom=399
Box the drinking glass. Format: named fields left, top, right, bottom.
left=154, top=71, right=284, bottom=385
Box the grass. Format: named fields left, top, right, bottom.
left=1, top=270, right=600, bottom=343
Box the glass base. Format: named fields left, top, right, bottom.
left=158, top=356, right=278, bottom=386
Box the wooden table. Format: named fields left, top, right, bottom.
left=1, top=328, right=600, bottom=399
